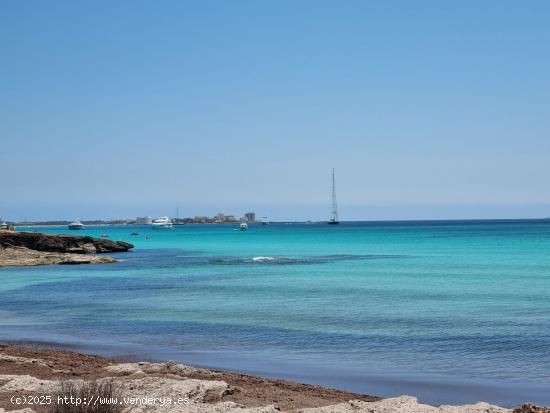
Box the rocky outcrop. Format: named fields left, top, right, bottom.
left=0, top=230, right=133, bottom=254
left=0, top=230, right=133, bottom=267
left=0, top=373, right=515, bottom=413
left=514, top=404, right=550, bottom=413
left=0, top=246, right=118, bottom=266
left=297, top=396, right=511, bottom=413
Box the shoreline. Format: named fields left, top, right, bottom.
left=0, top=343, right=546, bottom=413
left=5, top=334, right=548, bottom=408
left=0, top=343, right=379, bottom=412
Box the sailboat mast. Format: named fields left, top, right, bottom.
left=330, top=168, right=339, bottom=224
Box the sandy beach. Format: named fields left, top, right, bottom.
left=1, top=344, right=546, bottom=413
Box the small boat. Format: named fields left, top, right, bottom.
left=240, top=222, right=248, bottom=231
left=151, top=216, right=174, bottom=229
left=261, top=217, right=269, bottom=225
left=68, top=219, right=85, bottom=230
left=131, top=231, right=139, bottom=236
left=101, top=233, right=109, bottom=238
left=328, top=168, right=339, bottom=225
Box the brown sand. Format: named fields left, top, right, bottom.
left=0, top=344, right=379, bottom=411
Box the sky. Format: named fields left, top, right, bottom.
left=1, top=0, right=549, bottom=221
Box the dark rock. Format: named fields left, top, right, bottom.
left=514, top=404, right=550, bottom=413
left=0, top=230, right=133, bottom=254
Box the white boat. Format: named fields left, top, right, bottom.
left=0, top=221, right=9, bottom=230
left=151, top=216, right=174, bottom=229
left=240, top=222, right=248, bottom=231
left=261, top=217, right=269, bottom=225
left=68, top=219, right=85, bottom=230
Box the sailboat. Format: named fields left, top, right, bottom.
left=328, top=168, right=339, bottom=225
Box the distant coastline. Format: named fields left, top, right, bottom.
left=11, top=212, right=260, bottom=227
left=11, top=217, right=550, bottom=227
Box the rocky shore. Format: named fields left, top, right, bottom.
left=0, top=231, right=133, bottom=267
left=1, top=345, right=548, bottom=413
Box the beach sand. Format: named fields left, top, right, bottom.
left=1, top=344, right=541, bottom=413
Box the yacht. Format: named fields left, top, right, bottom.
left=240, top=222, right=248, bottom=231
left=68, top=219, right=85, bottom=230
left=260, top=217, right=269, bottom=225
left=0, top=221, right=9, bottom=230
left=151, top=216, right=174, bottom=229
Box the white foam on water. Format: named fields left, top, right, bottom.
left=252, top=256, right=276, bottom=262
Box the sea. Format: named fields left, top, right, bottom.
left=1, top=220, right=550, bottom=406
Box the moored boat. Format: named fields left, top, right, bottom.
left=68, top=219, right=85, bottom=230
left=151, top=216, right=173, bottom=229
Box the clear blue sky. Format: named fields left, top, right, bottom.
left=1, top=1, right=549, bottom=221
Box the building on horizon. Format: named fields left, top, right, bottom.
left=214, top=213, right=226, bottom=223
left=136, top=216, right=152, bottom=224
left=244, top=212, right=256, bottom=222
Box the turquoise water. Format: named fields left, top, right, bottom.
left=1, top=220, right=550, bottom=405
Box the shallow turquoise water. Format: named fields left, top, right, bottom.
left=1, top=220, right=550, bottom=405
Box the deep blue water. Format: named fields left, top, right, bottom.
left=1, top=220, right=550, bottom=406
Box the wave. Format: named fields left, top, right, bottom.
left=208, top=254, right=406, bottom=266
left=252, top=256, right=276, bottom=262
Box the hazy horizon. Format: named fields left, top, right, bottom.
left=2, top=1, right=549, bottom=222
